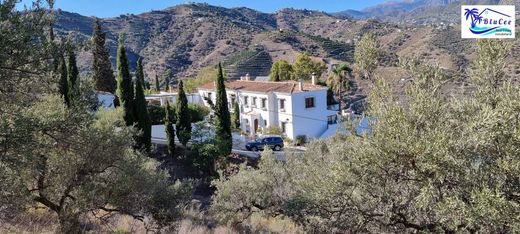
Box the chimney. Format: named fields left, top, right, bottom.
left=298, top=78, right=304, bottom=91
left=311, top=72, right=317, bottom=85
left=245, top=73, right=251, bottom=81
left=213, top=81, right=217, bottom=89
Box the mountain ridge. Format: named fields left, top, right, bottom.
left=52, top=2, right=518, bottom=89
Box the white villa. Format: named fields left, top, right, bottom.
left=198, top=75, right=339, bottom=140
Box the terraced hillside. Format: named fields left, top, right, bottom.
left=54, top=2, right=518, bottom=99
left=222, top=45, right=273, bottom=80
left=54, top=3, right=409, bottom=82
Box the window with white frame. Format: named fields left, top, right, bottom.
left=252, top=97, right=257, bottom=107
left=279, top=99, right=286, bottom=112
left=244, top=96, right=249, bottom=107
left=261, top=98, right=267, bottom=109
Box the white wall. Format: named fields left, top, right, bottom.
left=289, top=90, right=337, bottom=140
left=198, top=88, right=336, bottom=140
left=147, top=92, right=203, bottom=106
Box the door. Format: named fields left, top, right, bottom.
left=254, top=119, right=259, bottom=133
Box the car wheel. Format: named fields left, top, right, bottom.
left=251, top=146, right=258, bottom=151
left=274, top=145, right=281, bottom=151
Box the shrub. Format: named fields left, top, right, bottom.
left=147, top=103, right=209, bottom=125
left=295, top=135, right=307, bottom=146
left=263, top=126, right=283, bottom=135
left=188, top=103, right=210, bottom=123
left=148, top=104, right=168, bottom=125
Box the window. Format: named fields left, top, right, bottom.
left=264, top=120, right=267, bottom=126
left=207, top=92, right=212, bottom=98
left=281, top=122, right=287, bottom=133
left=305, top=97, right=315, bottom=108
left=261, top=98, right=267, bottom=109
left=230, top=95, right=236, bottom=105
left=244, top=96, right=249, bottom=107
left=279, top=99, right=286, bottom=112
left=327, top=115, right=337, bottom=125
left=252, top=97, right=257, bottom=107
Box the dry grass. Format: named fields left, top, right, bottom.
left=0, top=209, right=57, bottom=234
left=1, top=207, right=301, bottom=234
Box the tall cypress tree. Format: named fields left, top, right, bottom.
left=67, top=48, right=79, bottom=104
left=155, top=74, right=160, bottom=92
left=135, top=58, right=145, bottom=87
left=92, top=18, right=116, bottom=94
left=163, top=69, right=172, bottom=92
left=214, top=63, right=232, bottom=156
left=134, top=71, right=152, bottom=151
left=175, top=80, right=191, bottom=146
left=165, top=100, right=176, bottom=156
left=116, top=34, right=135, bottom=126
left=58, top=53, right=70, bottom=107
left=233, top=101, right=240, bottom=129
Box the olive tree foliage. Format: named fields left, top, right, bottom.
left=293, top=53, right=327, bottom=80
left=8, top=97, right=193, bottom=232
left=269, top=60, right=293, bottom=81
left=211, top=149, right=295, bottom=225
left=211, top=40, right=520, bottom=233
left=0, top=1, right=193, bottom=233
left=354, top=32, right=382, bottom=80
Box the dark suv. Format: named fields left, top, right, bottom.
left=245, top=136, right=284, bottom=151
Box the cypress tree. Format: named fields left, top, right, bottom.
left=135, top=58, right=145, bottom=87
left=175, top=80, right=191, bottom=146
left=92, top=18, right=116, bottom=93
left=67, top=48, right=79, bottom=104
left=58, top=53, right=70, bottom=107
left=214, top=63, right=232, bottom=156
left=163, top=69, right=172, bottom=92
left=155, top=74, right=160, bottom=92
left=165, top=100, right=176, bottom=156
left=134, top=72, right=152, bottom=151
left=116, top=34, right=135, bottom=126
left=233, top=101, right=240, bottom=129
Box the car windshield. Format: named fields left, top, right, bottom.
left=255, top=138, right=265, bottom=142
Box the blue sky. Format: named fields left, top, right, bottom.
left=17, top=0, right=388, bottom=18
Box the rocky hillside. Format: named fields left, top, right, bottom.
left=53, top=2, right=517, bottom=90
left=336, top=0, right=518, bottom=25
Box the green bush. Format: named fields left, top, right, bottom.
left=147, top=103, right=209, bottom=125
left=295, top=135, right=307, bottom=146
left=188, top=103, right=210, bottom=123
left=148, top=104, right=168, bottom=125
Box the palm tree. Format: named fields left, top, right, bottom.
left=464, top=8, right=480, bottom=28
left=327, top=64, right=352, bottom=114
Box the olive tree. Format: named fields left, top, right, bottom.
left=211, top=39, right=520, bottom=233
left=0, top=2, right=193, bottom=232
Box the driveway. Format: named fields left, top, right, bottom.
left=152, top=125, right=305, bottom=160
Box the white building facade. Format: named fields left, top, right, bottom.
left=145, top=92, right=204, bottom=106
left=198, top=77, right=338, bottom=140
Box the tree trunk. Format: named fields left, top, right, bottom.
left=339, top=81, right=343, bottom=114
left=58, top=213, right=83, bottom=234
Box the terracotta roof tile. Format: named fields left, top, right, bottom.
left=198, top=80, right=326, bottom=94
